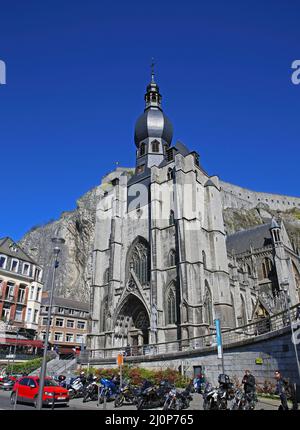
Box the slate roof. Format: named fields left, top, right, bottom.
left=226, top=222, right=273, bottom=255
left=42, top=295, right=89, bottom=312
left=174, top=141, right=190, bottom=156
left=0, top=237, right=37, bottom=264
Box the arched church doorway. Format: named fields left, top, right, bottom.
left=114, top=294, right=150, bottom=349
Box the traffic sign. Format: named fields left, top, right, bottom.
left=117, top=353, right=124, bottom=366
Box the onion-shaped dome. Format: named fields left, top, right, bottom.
left=134, top=108, right=173, bottom=147
left=134, top=72, right=173, bottom=147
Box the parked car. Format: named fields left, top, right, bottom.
left=10, top=376, right=69, bottom=407
left=0, top=376, right=14, bottom=391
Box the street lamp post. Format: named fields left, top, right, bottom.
left=12, top=328, right=19, bottom=370
left=36, top=237, right=65, bottom=410
left=280, top=281, right=300, bottom=381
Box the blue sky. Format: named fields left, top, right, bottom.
left=0, top=0, right=299, bottom=241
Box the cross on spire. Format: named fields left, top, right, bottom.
left=151, top=57, right=155, bottom=83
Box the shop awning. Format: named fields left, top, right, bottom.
left=0, top=338, right=43, bottom=348
left=58, top=346, right=75, bottom=354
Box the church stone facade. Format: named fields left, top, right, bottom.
left=88, top=74, right=300, bottom=354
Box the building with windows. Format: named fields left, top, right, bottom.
left=0, top=237, right=43, bottom=334
left=38, top=294, right=89, bottom=356
left=88, top=72, right=300, bottom=355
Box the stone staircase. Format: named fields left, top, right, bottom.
left=30, top=356, right=78, bottom=377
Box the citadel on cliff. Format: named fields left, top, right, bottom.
left=87, top=72, right=300, bottom=354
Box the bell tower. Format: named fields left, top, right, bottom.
left=134, top=62, right=173, bottom=170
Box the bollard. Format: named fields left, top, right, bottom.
left=97, top=387, right=101, bottom=407
left=13, top=387, right=18, bottom=411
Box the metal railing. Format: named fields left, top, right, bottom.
left=47, top=354, right=77, bottom=377
left=87, top=303, right=300, bottom=361
left=0, top=353, right=43, bottom=361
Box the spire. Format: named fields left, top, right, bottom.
left=270, top=217, right=280, bottom=230
left=270, top=216, right=281, bottom=244
left=145, top=58, right=162, bottom=110
left=151, top=57, right=155, bottom=83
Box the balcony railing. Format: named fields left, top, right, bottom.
left=4, top=295, right=15, bottom=302
left=87, top=303, right=300, bottom=361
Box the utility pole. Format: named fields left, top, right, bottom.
left=36, top=237, right=65, bottom=410
left=215, top=319, right=225, bottom=374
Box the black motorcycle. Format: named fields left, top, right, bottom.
left=216, top=374, right=235, bottom=410
left=163, top=387, right=181, bottom=410
left=136, top=380, right=172, bottom=410
left=178, top=382, right=193, bottom=409
left=83, top=380, right=99, bottom=403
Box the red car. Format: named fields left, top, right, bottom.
left=10, top=376, right=69, bottom=407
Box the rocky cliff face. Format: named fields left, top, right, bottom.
left=19, top=177, right=300, bottom=303
left=223, top=205, right=300, bottom=251
left=19, top=186, right=100, bottom=303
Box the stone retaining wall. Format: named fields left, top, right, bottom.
left=82, top=326, right=300, bottom=392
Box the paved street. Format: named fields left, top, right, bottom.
left=0, top=390, right=279, bottom=411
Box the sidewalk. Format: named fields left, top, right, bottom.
left=257, top=395, right=295, bottom=409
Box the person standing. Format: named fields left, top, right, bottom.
left=242, top=370, right=256, bottom=394
left=242, top=370, right=256, bottom=408
left=193, top=374, right=202, bottom=394
left=274, top=370, right=298, bottom=410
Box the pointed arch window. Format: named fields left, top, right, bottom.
left=129, top=241, right=149, bottom=285
left=202, top=251, right=207, bottom=270
left=167, top=168, right=174, bottom=181
left=151, top=140, right=159, bottom=153
left=166, top=284, right=177, bottom=325
left=262, top=257, right=273, bottom=279
left=203, top=282, right=213, bottom=325
left=169, top=249, right=176, bottom=267
left=140, top=142, right=146, bottom=156
left=102, top=297, right=108, bottom=332
left=251, top=298, right=256, bottom=319
left=169, top=210, right=175, bottom=226
left=247, top=264, right=252, bottom=276
left=231, top=292, right=236, bottom=328
left=240, top=294, right=247, bottom=326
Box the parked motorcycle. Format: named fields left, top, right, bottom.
left=231, top=389, right=257, bottom=410
left=83, top=377, right=99, bottom=403
left=178, top=382, right=193, bottom=409
left=202, top=375, right=234, bottom=410
left=136, top=380, right=172, bottom=410
left=163, top=387, right=182, bottom=410
left=114, top=383, right=138, bottom=407
left=98, top=377, right=118, bottom=403
left=216, top=374, right=235, bottom=410
left=202, top=383, right=220, bottom=410
left=68, top=377, right=85, bottom=399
